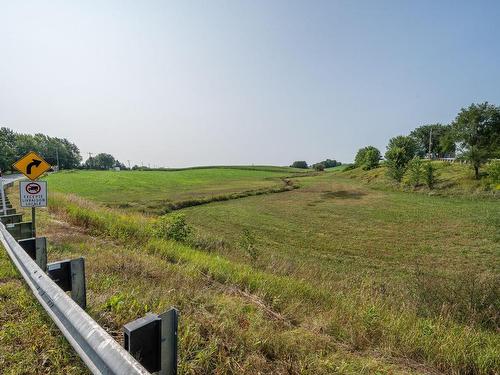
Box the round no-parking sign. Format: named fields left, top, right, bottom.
left=20, top=181, right=47, bottom=207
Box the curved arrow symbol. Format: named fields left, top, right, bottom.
left=26, top=159, right=42, bottom=174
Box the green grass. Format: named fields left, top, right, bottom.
left=0, top=234, right=87, bottom=374
left=2, top=166, right=499, bottom=374
left=45, top=168, right=304, bottom=214
left=341, top=161, right=499, bottom=197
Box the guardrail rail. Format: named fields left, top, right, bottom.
left=0, top=179, right=155, bottom=375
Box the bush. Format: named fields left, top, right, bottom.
left=486, top=160, right=500, bottom=184
left=414, top=269, right=499, bottom=330
left=404, top=157, right=423, bottom=187
left=385, top=147, right=407, bottom=182
left=313, top=163, right=325, bottom=171
left=424, top=162, right=437, bottom=189
left=385, top=136, right=418, bottom=182
left=354, top=146, right=380, bottom=170
left=239, top=228, right=259, bottom=263
left=152, top=213, right=192, bottom=242
left=290, top=161, right=308, bottom=169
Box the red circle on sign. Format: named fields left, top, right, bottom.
left=25, top=183, right=41, bottom=194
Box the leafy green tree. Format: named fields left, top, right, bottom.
left=291, top=161, right=308, bottom=169
left=0, top=127, right=16, bottom=171
left=452, top=102, right=500, bottom=179
left=354, top=146, right=380, bottom=170
left=322, top=159, right=339, bottom=168
left=424, top=162, right=437, bottom=189
left=410, top=124, right=455, bottom=157
left=404, top=157, right=423, bottom=187
left=385, top=136, right=417, bottom=182
left=86, top=153, right=116, bottom=170
left=313, top=163, right=325, bottom=171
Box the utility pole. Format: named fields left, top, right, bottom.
left=88, top=152, right=93, bottom=169
left=56, top=148, right=60, bottom=170
left=428, top=128, right=433, bottom=159
left=127, top=160, right=131, bottom=170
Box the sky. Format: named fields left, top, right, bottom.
left=1, top=1, right=499, bottom=167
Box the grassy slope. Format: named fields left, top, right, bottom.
left=45, top=168, right=302, bottom=214
left=341, top=161, right=499, bottom=197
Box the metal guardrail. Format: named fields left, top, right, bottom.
left=0, top=194, right=151, bottom=374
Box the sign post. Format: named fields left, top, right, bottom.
left=0, top=170, right=6, bottom=215
left=13, top=152, right=51, bottom=237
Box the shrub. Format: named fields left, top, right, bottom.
left=313, top=163, right=325, bottom=171
left=290, top=161, right=308, bottom=169
left=413, top=269, right=499, bottom=330
left=404, top=157, right=423, bottom=187
left=385, top=136, right=418, bottom=182
left=354, top=146, right=380, bottom=170
left=424, top=162, right=437, bottom=189
left=239, top=228, right=259, bottom=263
left=385, top=147, right=407, bottom=182
left=486, top=160, right=500, bottom=184
left=152, top=213, right=192, bottom=242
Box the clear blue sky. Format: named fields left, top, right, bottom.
left=1, top=1, right=499, bottom=166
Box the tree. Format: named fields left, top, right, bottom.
left=424, top=163, right=437, bottom=189
left=86, top=153, right=116, bottom=170
left=313, top=163, right=325, bottom=171
left=404, top=157, right=423, bottom=187
left=322, top=159, right=339, bottom=168
left=410, top=124, right=455, bottom=157
left=452, top=102, right=500, bottom=179
left=385, top=136, right=417, bottom=182
left=354, top=146, right=380, bottom=170
left=291, top=161, right=308, bottom=169
left=0, top=127, right=16, bottom=171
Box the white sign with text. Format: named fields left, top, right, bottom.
left=20, top=181, right=47, bottom=207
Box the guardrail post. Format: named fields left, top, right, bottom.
left=0, top=213, right=23, bottom=225
left=18, top=237, right=47, bottom=271
left=5, top=222, right=33, bottom=241
left=124, top=307, right=179, bottom=375
left=47, top=257, right=87, bottom=309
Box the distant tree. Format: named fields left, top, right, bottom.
left=313, top=163, right=325, bottom=171
left=291, top=161, right=308, bottom=169
left=322, top=159, right=338, bottom=168
left=0, top=127, right=81, bottom=171
left=385, top=136, right=418, bottom=182
left=354, top=146, right=380, bottom=170
left=410, top=124, right=455, bottom=157
left=86, top=153, right=116, bottom=170
left=0, top=127, right=16, bottom=171
left=452, top=102, right=500, bottom=179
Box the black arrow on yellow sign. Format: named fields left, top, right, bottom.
left=26, top=159, right=42, bottom=174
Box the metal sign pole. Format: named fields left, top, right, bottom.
left=32, top=207, right=36, bottom=237
left=0, top=172, right=7, bottom=215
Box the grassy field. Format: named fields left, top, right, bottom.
left=1, top=165, right=499, bottom=374
left=45, top=167, right=304, bottom=214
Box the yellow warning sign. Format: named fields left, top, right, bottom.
left=12, top=151, right=52, bottom=181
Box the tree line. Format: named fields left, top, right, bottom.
left=0, top=127, right=130, bottom=172
left=0, top=127, right=81, bottom=172
left=290, top=159, right=342, bottom=171
left=354, top=102, right=500, bottom=182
